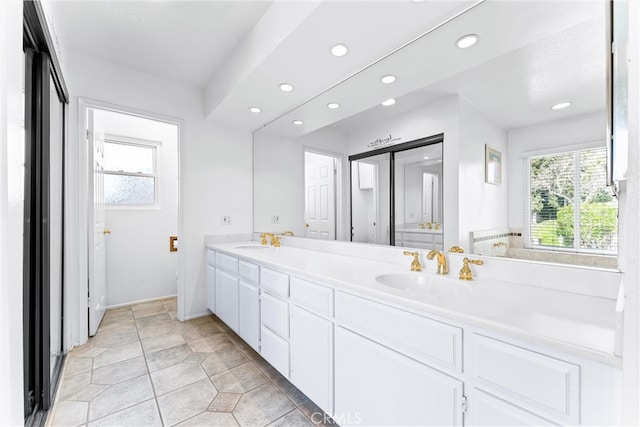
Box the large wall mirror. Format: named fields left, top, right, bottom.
left=253, top=0, right=617, bottom=268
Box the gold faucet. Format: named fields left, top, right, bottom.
left=459, top=257, right=484, bottom=280
left=427, top=250, right=448, bottom=274
left=449, top=246, right=464, bottom=253
left=261, top=233, right=281, bottom=246
left=281, top=231, right=294, bottom=236
left=434, top=222, right=441, bottom=230
left=419, top=223, right=426, bottom=230
left=426, top=222, right=433, bottom=229
left=402, top=251, right=422, bottom=272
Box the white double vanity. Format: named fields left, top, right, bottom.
left=205, top=237, right=622, bottom=426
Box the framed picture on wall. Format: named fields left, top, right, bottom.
left=485, top=144, right=502, bottom=185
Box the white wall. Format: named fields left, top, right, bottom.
left=95, top=109, right=179, bottom=307
left=620, top=2, right=640, bottom=423
left=254, top=126, right=348, bottom=238
left=0, top=0, right=25, bottom=424
left=458, top=98, right=509, bottom=248
left=63, top=51, right=253, bottom=348
left=508, top=111, right=606, bottom=230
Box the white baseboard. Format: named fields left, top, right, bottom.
left=106, top=294, right=177, bottom=310
left=182, top=311, right=212, bottom=321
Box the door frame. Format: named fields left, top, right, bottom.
left=69, top=98, right=183, bottom=347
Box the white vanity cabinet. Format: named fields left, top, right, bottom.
left=334, top=290, right=464, bottom=426
left=205, top=245, right=621, bottom=426
left=238, top=260, right=260, bottom=351
left=206, top=249, right=216, bottom=313
left=259, top=267, right=290, bottom=377
left=290, top=277, right=334, bottom=416
left=214, top=252, right=239, bottom=332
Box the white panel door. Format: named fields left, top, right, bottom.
left=335, top=326, right=463, bottom=426
left=88, top=110, right=107, bottom=336
left=290, top=305, right=333, bottom=415
left=305, top=152, right=335, bottom=240
left=215, top=268, right=239, bottom=332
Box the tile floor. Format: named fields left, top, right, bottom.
left=47, top=298, right=335, bottom=426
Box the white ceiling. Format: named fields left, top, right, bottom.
left=49, top=0, right=607, bottom=135
left=261, top=0, right=607, bottom=139
left=50, top=1, right=273, bottom=88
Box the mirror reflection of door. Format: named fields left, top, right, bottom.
left=422, top=172, right=439, bottom=223
left=351, top=153, right=390, bottom=244
left=394, top=143, right=443, bottom=250
left=304, top=151, right=337, bottom=239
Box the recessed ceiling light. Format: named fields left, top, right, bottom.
left=381, top=98, right=396, bottom=106
left=249, top=107, right=261, bottom=113
left=330, top=44, right=348, bottom=57
left=551, top=102, right=572, bottom=110
left=380, top=75, right=396, bottom=84
left=279, top=83, right=294, bottom=92
left=293, top=120, right=304, bottom=125
left=327, top=102, right=340, bottom=109
left=456, top=34, right=479, bottom=49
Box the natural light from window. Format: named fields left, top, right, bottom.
left=527, top=146, right=618, bottom=254
left=104, top=140, right=157, bottom=206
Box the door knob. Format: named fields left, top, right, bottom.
left=305, top=223, right=309, bottom=228
left=103, top=229, right=111, bottom=235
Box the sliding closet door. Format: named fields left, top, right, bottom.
left=49, top=73, right=64, bottom=384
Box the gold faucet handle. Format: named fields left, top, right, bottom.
left=281, top=231, right=294, bottom=236
left=459, top=257, right=484, bottom=281
left=260, top=233, right=268, bottom=245
left=402, top=251, right=422, bottom=272
left=449, top=245, right=464, bottom=253
left=271, top=235, right=281, bottom=247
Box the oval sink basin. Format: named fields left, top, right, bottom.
left=233, top=244, right=273, bottom=250
left=375, top=273, right=443, bottom=293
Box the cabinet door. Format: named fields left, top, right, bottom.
left=261, top=325, right=289, bottom=377
left=335, top=327, right=463, bottom=426
left=468, top=389, right=559, bottom=426
left=206, top=265, right=216, bottom=313
left=238, top=281, right=260, bottom=351
left=290, top=305, right=333, bottom=415
left=215, top=268, right=239, bottom=332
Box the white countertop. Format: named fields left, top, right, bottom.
left=206, top=241, right=621, bottom=367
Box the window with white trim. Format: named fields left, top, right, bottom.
left=527, top=146, right=617, bottom=253
left=104, top=140, right=157, bottom=206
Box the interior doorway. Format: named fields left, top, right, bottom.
left=304, top=150, right=340, bottom=240
left=84, top=105, right=180, bottom=334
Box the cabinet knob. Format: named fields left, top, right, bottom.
left=103, top=229, right=111, bottom=235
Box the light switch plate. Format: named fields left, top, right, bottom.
left=222, top=215, right=232, bottom=225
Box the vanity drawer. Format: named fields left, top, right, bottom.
left=261, top=267, right=289, bottom=298
left=471, top=334, right=579, bottom=424
left=335, top=291, right=462, bottom=373
left=291, top=277, right=333, bottom=317
left=261, top=292, right=289, bottom=339
left=207, top=249, right=216, bottom=267
left=261, top=325, right=289, bottom=377
left=215, top=252, right=238, bottom=275
left=239, top=260, right=260, bottom=284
